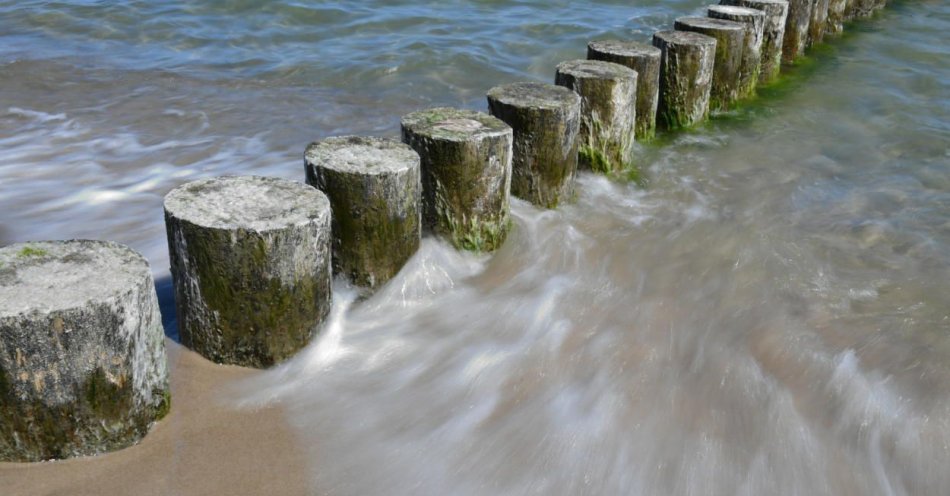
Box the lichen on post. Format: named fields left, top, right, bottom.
left=807, top=0, right=830, bottom=46
left=554, top=59, right=638, bottom=176
left=652, top=30, right=717, bottom=130
left=487, top=82, right=581, bottom=209
left=674, top=16, right=746, bottom=111
left=0, top=240, right=169, bottom=462
left=400, top=108, right=512, bottom=252
left=720, top=0, right=788, bottom=84
left=164, top=175, right=332, bottom=368
left=587, top=40, right=661, bottom=141
left=305, top=136, right=421, bottom=287
left=708, top=5, right=766, bottom=99
left=782, top=0, right=812, bottom=63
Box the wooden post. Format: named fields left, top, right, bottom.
left=165, top=175, right=333, bottom=367
left=808, top=0, right=830, bottom=46
left=782, top=0, right=812, bottom=63
left=826, top=0, right=847, bottom=34
left=555, top=59, right=638, bottom=175
left=401, top=108, right=512, bottom=252
left=487, top=82, right=581, bottom=209
left=674, top=16, right=747, bottom=110
left=720, top=0, right=789, bottom=84
left=0, top=240, right=169, bottom=461
left=708, top=5, right=767, bottom=98
left=652, top=30, right=717, bottom=130
left=305, top=137, right=421, bottom=289
left=587, top=40, right=662, bottom=141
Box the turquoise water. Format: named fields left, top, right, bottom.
left=1, top=1, right=950, bottom=494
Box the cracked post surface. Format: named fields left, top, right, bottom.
left=653, top=30, right=717, bottom=130
left=587, top=40, right=661, bottom=141
left=674, top=16, right=746, bottom=111
left=721, top=0, right=789, bottom=84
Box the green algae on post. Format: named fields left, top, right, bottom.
left=164, top=175, right=333, bottom=368
left=720, top=0, right=789, bottom=84
left=808, top=0, right=831, bottom=47
left=305, top=136, right=422, bottom=288
left=487, top=82, right=581, bottom=209
left=783, top=0, right=812, bottom=63
left=587, top=40, right=662, bottom=142
left=0, top=240, right=169, bottom=462
left=652, top=30, right=717, bottom=130
left=708, top=5, right=767, bottom=99
left=674, top=16, right=747, bottom=111
left=401, top=108, right=513, bottom=253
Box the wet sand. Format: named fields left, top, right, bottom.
left=0, top=339, right=311, bottom=496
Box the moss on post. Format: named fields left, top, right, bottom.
left=782, top=0, right=812, bottom=63
left=826, top=0, right=848, bottom=34
left=720, top=0, right=788, bottom=84
left=305, top=136, right=421, bottom=287
left=0, top=240, right=169, bottom=462
left=487, top=82, right=581, bottom=209
left=164, top=175, right=332, bottom=368
left=708, top=5, right=766, bottom=99
left=555, top=59, right=638, bottom=176
left=587, top=40, right=662, bottom=141
left=808, top=0, right=830, bottom=47
left=674, top=16, right=746, bottom=111
left=652, top=30, right=717, bottom=130
left=400, top=108, right=512, bottom=252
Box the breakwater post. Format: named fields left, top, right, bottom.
left=0, top=240, right=169, bottom=462
left=720, top=0, right=789, bottom=84
left=400, top=108, right=513, bottom=252
left=652, top=30, right=717, bottom=130
left=826, top=0, right=847, bottom=34
left=586, top=40, right=661, bottom=141
left=487, top=82, right=581, bottom=209
left=708, top=5, right=767, bottom=98
left=783, top=0, right=812, bottom=63
left=808, top=0, right=830, bottom=46
left=164, top=175, right=332, bottom=368
left=305, top=136, right=421, bottom=288
left=554, top=59, right=638, bottom=175
left=674, top=16, right=746, bottom=110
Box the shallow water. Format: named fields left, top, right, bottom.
left=2, top=0, right=950, bottom=495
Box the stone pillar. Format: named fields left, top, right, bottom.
left=652, top=30, right=717, bottom=130
left=305, top=137, right=421, bottom=287
left=587, top=40, right=662, bottom=141
left=164, top=175, right=332, bottom=368
left=720, top=0, right=789, bottom=84
left=782, top=0, right=812, bottom=63
left=0, top=240, right=169, bottom=462
left=555, top=59, right=638, bottom=175
left=808, top=0, right=830, bottom=46
left=487, top=82, right=581, bottom=209
left=674, top=16, right=746, bottom=110
left=400, top=108, right=512, bottom=252
left=708, top=5, right=767, bottom=98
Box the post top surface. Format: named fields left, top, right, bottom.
left=401, top=107, right=511, bottom=142
left=0, top=240, right=150, bottom=317
left=708, top=5, right=767, bottom=19
left=653, top=30, right=719, bottom=48
left=305, top=136, right=419, bottom=176
left=675, top=16, right=746, bottom=32
left=588, top=39, right=661, bottom=59
left=487, top=82, right=581, bottom=111
left=556, top=59, right=638, bottom=82
left=164, top=175, right=330, bottom=232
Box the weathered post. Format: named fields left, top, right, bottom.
left=826, top=0, right=847, bottom=34
left=487, top=82, right=581, bottom=209
left=708, top=5, right=766, bottom=98
left=0, top=240, right=170, bottom=462
left=652, top=30, right=717, bottom=130
left=164, top=175, right=332, bottom=368
left=554, top=59, right=638, bottom=175
left=808, top=0, right=830, bottom=46
left=720, top=0, right=789, bottom=84
left=305, top=136, right=421, bottom=287
left=400, top=108, right=512, bottom=252
left=674, top=16, right=746, bottom=110
left=782, top=0, right=812, bottom=63
left=587, top=40, right=662, bottom=141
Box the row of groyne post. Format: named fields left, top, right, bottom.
left=0, top=0, right=889, bottom=462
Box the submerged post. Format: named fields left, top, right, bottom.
left=305, top=136, right=422, bottom=287
left=400, top=108, right=512, bottom=252
left=587, top=40, right=662, bottom=141
left=652, top=30, right=717, bottom=130
left=555, top=59, right=638, bottom=175
left=782, top=0, right=812, bottom=63
left=674, top=16, right=746, bottom=110
left=487, top=82, right=581, bottom=209
left=0, top=240, right=170, bottom=462
left=720, top=0, right=789, bottom=84
left=708, top=5, right=767, bottom=98
left=808, top=0, right=830, bottom=46
left=164, top=175, right=332, bottom=368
